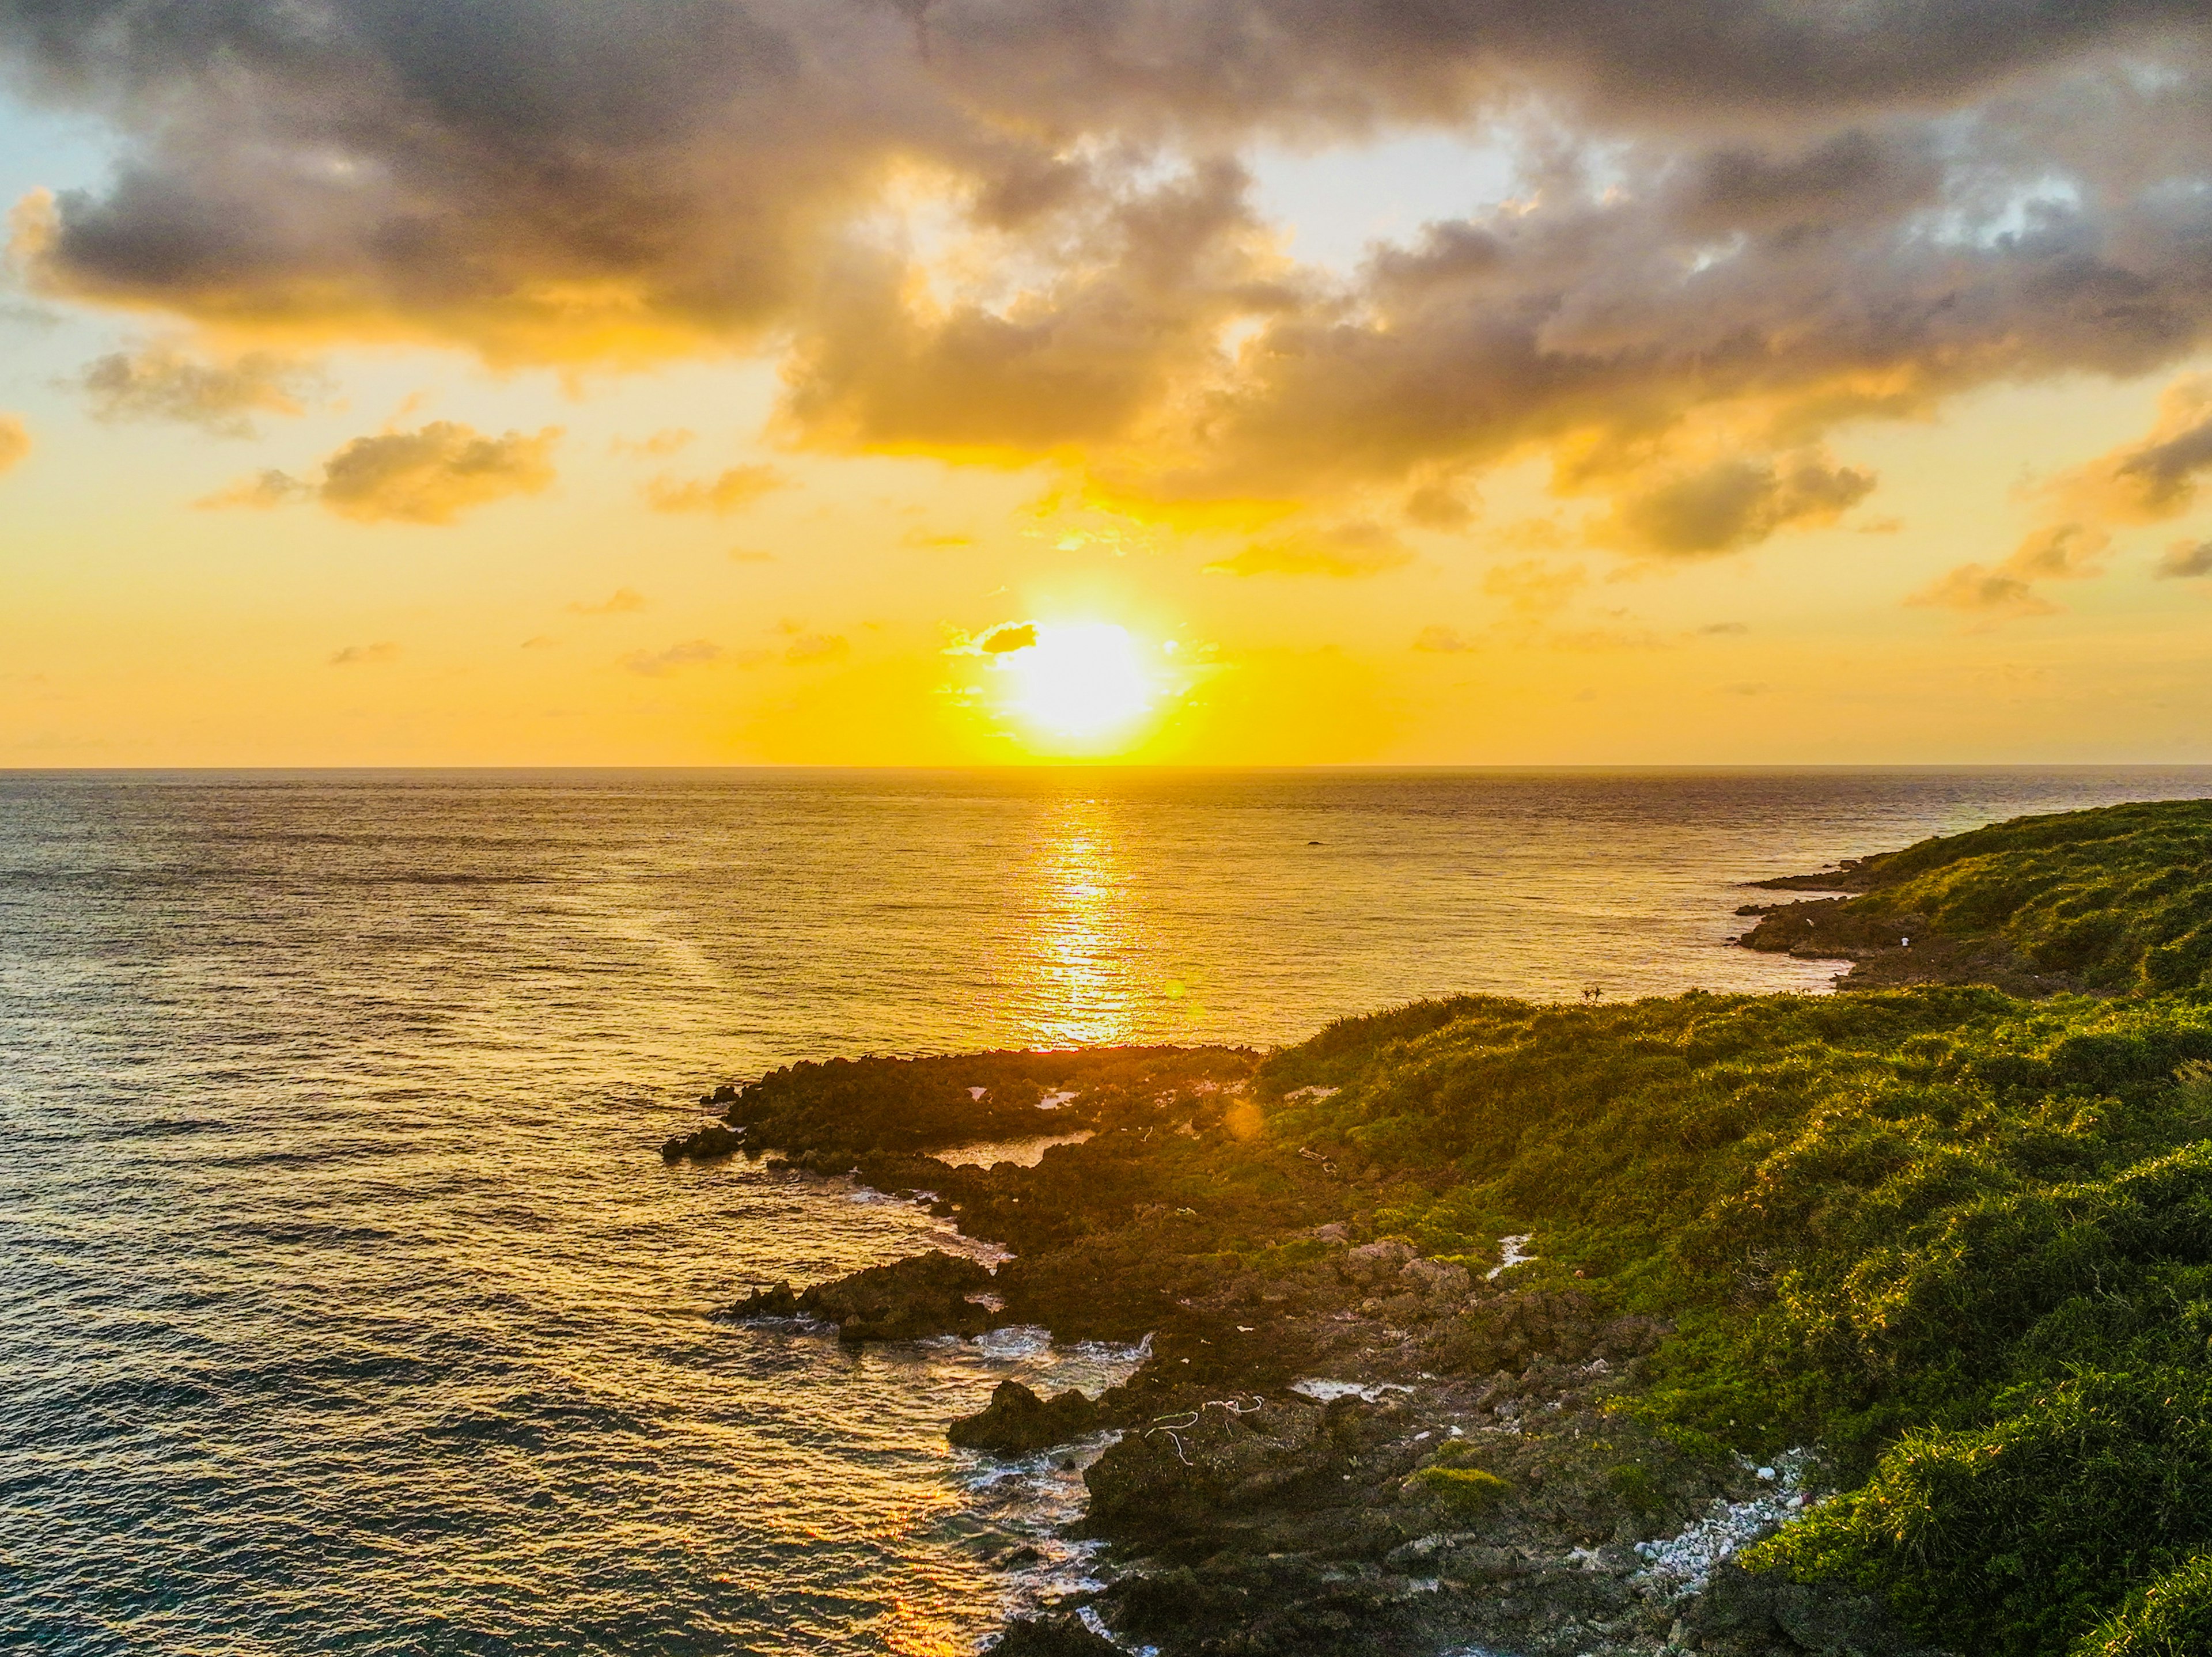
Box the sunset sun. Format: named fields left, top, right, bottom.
left=999, top=621, right=1156, bottom=745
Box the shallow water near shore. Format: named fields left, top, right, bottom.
left=7, top=767, right=2212, bottom=1655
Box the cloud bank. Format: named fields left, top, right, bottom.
left=8, top=1, right=2212, bottom=547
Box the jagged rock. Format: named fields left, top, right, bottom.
left=696, top=1083, right=741, bottom=1106
left=728, top=1279, right=800, bottom=1318
left=987, top=1613, right=1120, bottom=1655
left=950, top=1379, right=1103, bottom=1454
left=661, top=1121, right=743, bottom=1161
left=811, top=1250, right=998, bottom=1343
left=1402, top=1256, right=1474, bottom=1298
left=1085, top=1393, right=1347, bottom=1535
left=1342, top=1239, right=1418, bottom=1285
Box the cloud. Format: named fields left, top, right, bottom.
left=980, top=622, right=1037, bottom=654
left=75, top=343, right=323, bottom=437
left=2157, top=540, right=2212, bottom=579
left=195, top=468, right=309, bottom=510
left=611, top=427, right=695, bottom=457
left=329, top=641, right=400, bottom=666
left=1207, top=521, right=1412, bottom=578
left=10, top=0, right=2212, bottom=537
left=1698, top=620, right=1751, bottom=635
left=1911, top=513, right=2114, bottom=619
left=567, top=587, right=646, bottom=615
left=902, top=526, right=976, bottom=548
left=783, top=632, right=849, bottom=665
left=1484, top=560, right=1585, bottom=617
left=1412, top=625, right=1477, bottom=654
left=319, top=422, right=559, bottom=525
left=0, top=415, right=27, bottom=475
left=643, top=463, right=785, bottom=514
left=520, top=635, right=558, bottom=649
left=1595, top=452, right=1877, bottom=558
left=622, top=639, right=722, bottom=676
left=728, top=547, right=778, bottom=563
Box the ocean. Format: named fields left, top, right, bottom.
left=6, top=767, right=2210, bottom=1655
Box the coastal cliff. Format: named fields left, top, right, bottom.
left=685, top=800, right=2212, bottom=1657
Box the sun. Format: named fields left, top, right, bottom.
left=999, top=621, right=1156, bottom=746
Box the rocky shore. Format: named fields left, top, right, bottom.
left=673, top=1048, right=1929, bottom=1656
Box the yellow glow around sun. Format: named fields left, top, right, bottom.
left=1002, top=622, right=1155, bottom=745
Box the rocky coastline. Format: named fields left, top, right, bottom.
left=672, top=1048, right=1926, bottom=1657
left=674, top=801, right=2212, bottom=1656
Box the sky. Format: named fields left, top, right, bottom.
left=6, top=2, right=2212, bottom=766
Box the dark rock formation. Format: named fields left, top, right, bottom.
left=728, top=1250, right=997, bottom=1343
left=661, top=1120, right=743, bottom=1161
left=986, top=1614, right=1120, bottom=1655
left=950, top=1379, right=1104, bottom=1454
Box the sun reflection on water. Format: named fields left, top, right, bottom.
left=1022, top=795, right=1154, bottom=1046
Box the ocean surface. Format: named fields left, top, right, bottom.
left=7, top=767, right=2212, bottom=1655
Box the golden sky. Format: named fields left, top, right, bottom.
left=6, top=2, right=2212, bottom=765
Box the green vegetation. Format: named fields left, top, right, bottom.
left=1405, top=1462, right=1513, bottom=1515
left=1260, top=979, right=2212, bottom=1655
left=1831, top=799, right=2212, bottom=992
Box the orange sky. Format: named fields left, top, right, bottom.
left=6, top=5, right=2212, bottom=765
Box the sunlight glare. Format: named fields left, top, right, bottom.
left=1003, top=623, right=1154, bottom=744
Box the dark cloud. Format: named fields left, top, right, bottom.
left=1598, top=452, right=1876, bottom=557
left=75, top=343, right=323, bottom=436
left=320, top=422, right=559, bottom=524
left=9, top=0, right=2212, bottom=536
left=2156, top=540, right=2212, bottom=579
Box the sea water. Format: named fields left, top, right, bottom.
left=6, top=767, right=2209, bottom=1654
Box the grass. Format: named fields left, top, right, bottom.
left=1258, top=977, right=2212, bottom=1654
left=1835, top=799, right=2212, bottom=992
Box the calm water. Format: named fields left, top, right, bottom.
left=6, top=767, right=2211, bottom=1655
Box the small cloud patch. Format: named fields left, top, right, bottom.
left=784, top=632, right=849, bottom=665
left=1412, top=625, right=1477, bottom=654
left=2156, top=541, right=2212, bottom=579
left=321, top=423, right=560, bottom=525
left=0, top=415, right=28, bottom=476
left=622, top=639, right=723, bottom=677
left=329, top=642, right=400, bottom=666
left=77, top=343, right=324, bottom=438
left=980, top=623, right=1037, bottom=654
left=644, top=464, right=785, bottom=514
left=568, top=587, right=646, bottom=615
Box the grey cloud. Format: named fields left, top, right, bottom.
left=320, top=422, right=559, bottom=524
left=9, top=0, right=2212, bottom=532
left=1600, top=453, right=1876, bottom=558
left=2156, top=540, right=2212, bottom=578
left=76, top=343, right=324, bottom=437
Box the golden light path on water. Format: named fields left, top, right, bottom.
left=10, top=769, right=2212, bottom=1655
